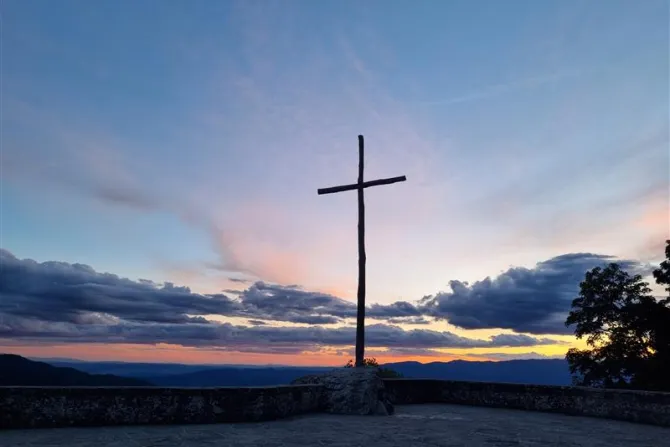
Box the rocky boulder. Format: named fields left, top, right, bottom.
left=291, top=368, right=394, bottom=416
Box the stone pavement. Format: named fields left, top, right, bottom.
left=1, top=404, right=667, bottom=447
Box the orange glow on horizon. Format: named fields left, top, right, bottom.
left=0, top=342, right=571, bottom=366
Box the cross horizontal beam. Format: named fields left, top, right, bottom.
left=317, top=175, right=407, bottom=195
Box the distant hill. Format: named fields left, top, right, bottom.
left=46, top=360, right=231, bottom=379
left=144, top=359, right=571, bottom=387
left=0, top=354, right=153, bottom=386
left=383, top=359, right=572, bottom=386
left=147, top=366, right=334, bottom=387
left=39, top=357, right=572, bottom=387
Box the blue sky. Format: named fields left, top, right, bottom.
left=1, top=1, right=668, bottom=364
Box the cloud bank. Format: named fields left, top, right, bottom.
left=421, top=253, right=652, bottom=334
left=0, top=248, right=650, bottom=353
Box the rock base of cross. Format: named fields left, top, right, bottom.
left=291, top=368, right=394, bottom=416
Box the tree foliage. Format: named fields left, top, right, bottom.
left=565, top=240, right=670, bottom=391
left=652, top=240, right=670, bottom=299
left=344, top=357, right=404, bottom=378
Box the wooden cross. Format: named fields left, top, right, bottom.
left=317, top=135, right=406, bottom=367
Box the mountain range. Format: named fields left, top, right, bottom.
left=41, top=357, right=572, bottom=387
left=0, top=354, right=152, bottom=386
left=0, top=354, right=573, bottom=387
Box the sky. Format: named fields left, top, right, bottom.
left=1, top=0, right=668, bottom=366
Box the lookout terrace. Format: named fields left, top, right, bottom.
left=1, top=369, right=669, bottom=446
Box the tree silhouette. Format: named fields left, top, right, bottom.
left=565, top=240, right=670, bottom=391
left=652, top=240, right=670, bottom=298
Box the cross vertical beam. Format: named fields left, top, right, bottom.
left=356, top=135, right=366, bottom=367
left=317, top=135, right=407, bottom=368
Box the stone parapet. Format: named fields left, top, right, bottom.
left=383, top=379, right=670, bottom=427
left=3, top=378, right=669, bottom=429
left=0, top=385, right=323, bottom=429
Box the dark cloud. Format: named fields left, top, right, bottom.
left=421, top=253, right=651, bottom=334
left=365, top=347, right=443, bottom=357
left=368, top=301, right=421, bottom=318
left=489, top=333, right=557, bottom=347
left=0, top=250, right=353, bottom=328
left=386, top=317, right=432, bottom=325
left=222, top=289, right=244, bottom=295
left=287, top=315, right=340, bottom=325
left=0, top=249, right=561, bottom=351
left=246, top=320, right=268, bottom=326
left=464, top=352, right=564, bottom=361
left=228, top=277, right=251, bottom=284
left=0, top=249, right=242, bottom=325
left=236, top=282, right=357, bottom=324
left=0, top=315, right=556, bottom=351
left=1, top=248, right=651, bottom=355
left=363, top=324, right=558, bottom=349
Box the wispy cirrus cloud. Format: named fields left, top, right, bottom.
left=410, top=70, right=583, bottom=107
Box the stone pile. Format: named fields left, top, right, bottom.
left=291, top=367, right=394, bottom=416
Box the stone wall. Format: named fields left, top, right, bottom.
left=3, top=379, right=669, bottom=430
left=383, top=379, right=670, bottom=427
left=0, top=385, right=323, bottom=429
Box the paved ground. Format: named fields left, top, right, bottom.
left=1, top=404, right=667, bottom=447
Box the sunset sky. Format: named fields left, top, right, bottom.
left=1, top=0, right=668, bottom=366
